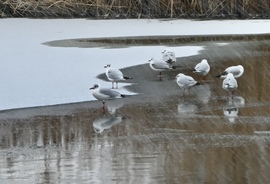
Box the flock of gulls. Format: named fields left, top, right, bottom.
left=90, top=49, right=244, bottom=112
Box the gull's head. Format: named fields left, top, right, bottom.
left=238, top=65, right=244, bottom=70
left=104, top=64, right=111, bottom=68
left=94, top=127, right=101, bottom=133
left=148, top=58, right=153, bottom=62
left=176, top=73, right=184, bottom=79
left=90, top=84, right=100, bottom=90
left=201, top=59, right=208, bottom=63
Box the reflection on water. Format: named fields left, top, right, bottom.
left=223, top=96, right=245, bottom=122
left=2, top=39, right=270, bottom=183
left=106, top=100, right=124, bottom=115
left=196, top=84, right=211, bottom=104
left=178, top=101, right=198, bottom=115
left=93, top=115, right=124, bottom=133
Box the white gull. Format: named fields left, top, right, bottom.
left=222, top=73, right=238, bottom=97
left=193, top=59, right=210, bottom=81
left=89, top=84, right=126, bottom=112
left=216, top=65, right=244, bottom=78
left=162, top=49, right=176, bottom=64
left=104, top=64, right=132, bottom=89
left=149, top=57, right=175, bottom=80
left=176, top=73, right=200, bottom=94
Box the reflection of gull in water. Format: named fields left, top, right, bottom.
left=196, top=84, right=211, bottom=104
left=223, top=106, right=239, bottom=123
left=178, top=101, right=198, bottom=115
left=223, top=96, right=245, bottom=122
left=93, top=116, right=124, bottom=133
left=231, top=95, right=245, bottom=107
left=106, top=100, right=124, bottom=114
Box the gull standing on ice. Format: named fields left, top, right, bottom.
left=89, top=84, right=126, bottom=113
left=222, top=73, right=238, bottom=97
left=215, top=65, right=244, bottom=79
left=176, top=73, right=200, bottom=95
left=104, top=64, right=132, bottom=89
left=149, top=57, right=175, bottom=80
left=192, top=59, right=210, bottom=81
left=162, top=49, right=176, bottom=64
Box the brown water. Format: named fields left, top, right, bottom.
left=1, top=38, right=270, bottom=183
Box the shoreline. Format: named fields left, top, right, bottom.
left=1, top=36, right=269, bottom=119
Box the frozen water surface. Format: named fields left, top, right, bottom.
left=1, top=19, right=270, bottom=183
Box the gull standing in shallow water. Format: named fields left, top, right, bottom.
left=162, top=49, right=176, bottom=65
left=176, top=73, right=200, bottom=95
left=104, top=64, right=133, bottom=89
left=222, top=73, right=238, bottom=98
left=89, top=84, right=125, bottom=113
left=192, top=59, right=210, bottom=82
left=215, top=65, right=244, bottom=79
left=149, top=57, right=175, bottom=80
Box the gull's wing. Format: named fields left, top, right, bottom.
left=151, top=60, right=171, bottom=69
left=99, top=88, right=120, bottom=98
left=107, top=68, right=124, bottom=80
left=179, top=75, right=197, bottom=86
left=226, top=66, right=240, bottom=76
left=195, top=62, right=208, bottom=72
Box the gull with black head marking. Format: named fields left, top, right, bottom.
left=104, top=64, right=133, bottom=89
left=89, top=84, right=126, bottom=113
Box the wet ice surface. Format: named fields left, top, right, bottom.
left=2, top=39, right=270, bottom=183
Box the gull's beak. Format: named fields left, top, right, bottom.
left=89, top=87, right=94, bottom=90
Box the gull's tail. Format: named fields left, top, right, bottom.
left=196, top=82, right=201, bottom=85
left=172, top=65, right=182, bottom=69
left=215, top=71, right=227, bottom=78
left=123, top=76, right=133, bottom=80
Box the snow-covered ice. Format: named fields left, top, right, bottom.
left=1, top=18, right=270, bottom=111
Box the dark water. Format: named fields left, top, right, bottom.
left=2, top=38, right=270, bottom=183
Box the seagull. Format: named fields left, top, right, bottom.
left=192, top=59, right=210, bottom=81
left=176, top=73, right=200, bottom=95
left=104, top=64, right=132, bottom=89
left=215, top=65, right=244, bottom=79
left=149, top=57, right=175, bottom=80
left=89, top=84, right=125, bottom=113
left=162, top=49, right=176, bottom=64
left=222, top=73, right=238, bottom=97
